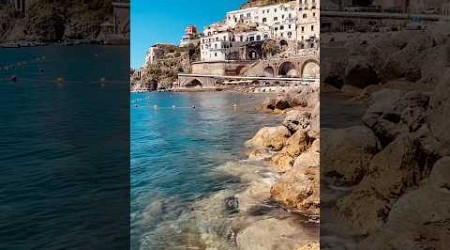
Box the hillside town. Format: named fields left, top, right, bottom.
left=131, top=0, right=320, bottom=92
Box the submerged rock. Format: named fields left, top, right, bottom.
left=224, top=196, right=239, bottom=215
left=236, top=218, right=316, bottom=250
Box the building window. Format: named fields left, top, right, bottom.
left=282, top=14, right=285, bottom=19
left=247, top=13, right=251, bottom=17
left=289, top=13, right=292, bottom=18
left=216, top=37, right=219, bottom=41
left=274, top=8, right=277, bottom=12
left=215, top=44, right=217, bottom=49
left=288, top=32, right=292, bottom=37
left=289, top=24, right=292, bottom=29
left=256, top=35, right=261, bottom=41
left=215, top=53, right=217, bottom=57
left=240, top=36, right=243, bottom=42
left=301, top=26, right=304, bottom=32
left=275, top=27, right=278, bottom=31
left=267, top=9, right=270, bottom=13
left=303, top=14, right=307, bottom=18
left=311, top=25, right=314, bottom=31
left=313, top=12, right=316, bottom=17
left=249, top=36, right=255, bottom=41
left=280, top=25, right=284, bottom=30
left=262, top=17, right=267, bottom=23
left=281, top=33, right=284, bottom=37
left=264, top=34, right=269, bottom=39
left=262, top=10, right=265, bottom=14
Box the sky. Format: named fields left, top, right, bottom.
left=131, top=0, right=245, bottom=69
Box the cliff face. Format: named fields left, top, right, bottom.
left=0, top=0, right=114, bottom=42
left=136, top=44, right=200, bottom=90
left=241, top=0, right=292, bottom=9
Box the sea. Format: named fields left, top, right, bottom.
left=0, top=45, right=130, bottom=249
left=130, top=92, right=284, bottom=249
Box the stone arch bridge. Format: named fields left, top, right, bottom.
left=178, top=55, right=319, bottom=88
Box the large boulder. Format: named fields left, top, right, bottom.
left=245, top=126, right=291, bottom=151
left=426, top=70, right=450, bottom=156
left=362, top=89, right=429, bottom=146
left=344, top=57, right=380, bottom=89
left=261, top=95, right=291, bottom=111
left=271, top=129, right=312, bottom=173
left=293, top=139, right=320, bottom=169
left=282, top=110, right=311, bottom=133
left=358, top=158, right=450, bottom=249
left=271, top=163, right=320, bottom=216
left=336, top=135, right=421, bottom=235
left=321, top=126, right=379, bottom=186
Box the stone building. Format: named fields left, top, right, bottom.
left=179, top=25, right=200, bottom=47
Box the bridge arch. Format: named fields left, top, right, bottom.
left=278, top=61, right=298, bottom=77
left=301, top=59, right=320, bottom=78
left=263, top=66, right=275, bottom=77
left=185, top=79, right=203, bottom=88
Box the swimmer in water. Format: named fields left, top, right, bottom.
left=191, top=105, right=196, bottom=109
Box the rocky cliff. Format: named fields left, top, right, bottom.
left=133, top=43, right=200, bottom=91
left=0, top=0, right=114, bottom=42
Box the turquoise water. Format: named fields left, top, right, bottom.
left=130, top=92, right=280, bottom=249
left=0, top=45, right=130, bottom=249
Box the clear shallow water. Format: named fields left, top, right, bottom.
left=130, top=92, right=281, bottom=249
left=0, top=45, right=129, bottom=249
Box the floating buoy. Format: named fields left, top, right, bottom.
left=56, top=77, right=65, bottom=84
left=153, top=105, right=158, bottom=109
left=172, top=105, right=176, bottom=108
left=9, top=75, right=17, bottom=82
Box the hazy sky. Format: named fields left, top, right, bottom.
left=131, top=0, right=244, bottom=69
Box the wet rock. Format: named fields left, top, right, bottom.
left=322, top=126, right=379, bottom=186
left=246, top=126, right=291, bottom=151
left=247, top=148, right=272, bottom=161
left=224, top=196, right=239, bottom=215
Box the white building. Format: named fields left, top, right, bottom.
left=200, top=0, right=319, bottom=62
left=297, top=0, right=320, bottom=47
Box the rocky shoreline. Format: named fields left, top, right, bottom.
left=320, top=24, right=450, bottom=248
left=137, top=88, right=320, bottom=250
